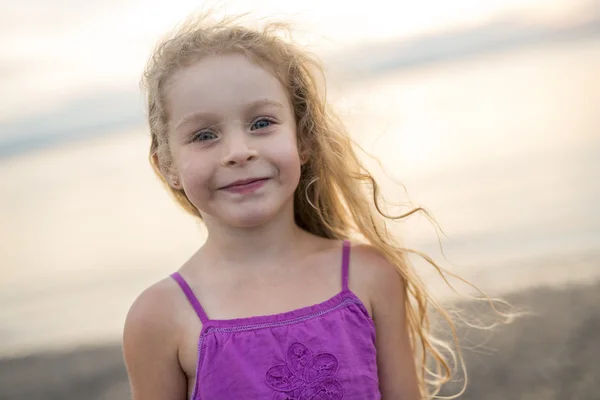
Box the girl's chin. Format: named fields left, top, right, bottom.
left=203, top=205, right=286, bottom=229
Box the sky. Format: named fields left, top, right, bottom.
left=0, top=0, right=594, bottom=152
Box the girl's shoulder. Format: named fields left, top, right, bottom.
left=347, top=243, right=407, bottom=317
left=351, top=243, right=401, bottom=281
left=123, top=276, right=196, bottom=397
left=123, top=276, right=198, bottom=358
left=125, top=277, right=187, bottom=331
left=308, top=239, right=404, bottom=310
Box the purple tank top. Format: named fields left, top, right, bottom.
left=171, top=241, right=381, bottom=399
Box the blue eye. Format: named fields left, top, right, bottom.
left=250, top=118, right=273, bottom=131
left=193, top=130, right=217, bottom=142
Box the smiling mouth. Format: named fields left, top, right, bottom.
left=219, top=178, right=270, bottom=190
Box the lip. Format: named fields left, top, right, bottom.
left=219, top=177, right=270, bottom=194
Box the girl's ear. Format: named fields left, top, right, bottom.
left=299, top=148, right=310, bottom=165
left=169, top=176, right=183, bottom=190
left=152, top=152, right=182, bottom=190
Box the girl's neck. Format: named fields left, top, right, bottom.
left=200, top=205, right=310, bottom=269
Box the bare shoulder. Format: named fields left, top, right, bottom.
left=347, top=243, right=406, bottom=319
left=123, top=278, right=189, bottom=399
left=124, top=278, right=183, bottom=337
left=349, top=243, right=402, bottom=281
left=349, top=243, right=420, bottom=398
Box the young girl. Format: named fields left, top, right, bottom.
left=123, top=14, right=478, bottom=400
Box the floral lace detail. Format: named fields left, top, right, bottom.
left=266, top=342, right=343, bottom=400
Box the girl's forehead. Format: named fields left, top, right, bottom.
left=174, top=53, right=280, bottom=88
left=172, top=54, right=286, bottom=99
left=166, top=54, right=293, bottom=127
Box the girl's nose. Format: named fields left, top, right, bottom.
left=221, top=127, right=258, bottom=167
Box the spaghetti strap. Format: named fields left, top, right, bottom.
left=341, top=240, right=351, bottom=291
left=171, top=272, right=210, bottom=323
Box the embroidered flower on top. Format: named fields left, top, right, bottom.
left=265, top=342, right=344, bottom=400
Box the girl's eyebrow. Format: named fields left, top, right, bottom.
left=173, top=111, right=219, bottom=132
left=173, top=99, right=285, bottom=132
left=246, top=99, right=285, bottom=113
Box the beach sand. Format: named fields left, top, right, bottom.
left=441, top=281, right=600, bottom=400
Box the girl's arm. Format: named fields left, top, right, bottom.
left=123, top=283, right=188, bottom=400
left=358, top=246, right=422, bottom=399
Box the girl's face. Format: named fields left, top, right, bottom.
left=164, top=53, right=302, bottom=228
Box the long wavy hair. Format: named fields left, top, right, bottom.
left=142, top=13, right=506, bottom=398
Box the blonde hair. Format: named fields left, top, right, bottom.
left=142, top=13, right=505, bottom=398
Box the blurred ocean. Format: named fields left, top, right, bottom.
left=0, top=34, right=599, bottom=357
